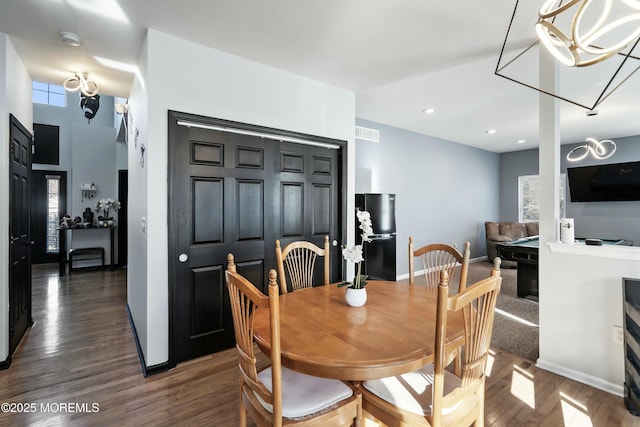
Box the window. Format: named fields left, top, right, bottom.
left=32, top=82, right=66, bottom=107
left=33, top=123, right=60, bottom=165
left=46, top=175, right=61, bottom=253
left=518, top=174, right=566, bottom=222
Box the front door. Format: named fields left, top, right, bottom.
left=168, top=111, right=344, bottom=364
left=9, top=114, right=33, bottom=356
left=30, top=170, right=67, bottom=264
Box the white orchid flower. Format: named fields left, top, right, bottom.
left=342, top=245, right=363, bottom=263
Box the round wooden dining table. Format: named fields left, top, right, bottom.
left=252, top=280, right=465, bottom=381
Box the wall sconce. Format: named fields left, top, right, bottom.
left=63, top=72, right=99, bottom=97
left=115, top=103, right=129, bottom=144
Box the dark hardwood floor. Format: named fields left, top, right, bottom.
left=0, top=264, right=637, bottom=426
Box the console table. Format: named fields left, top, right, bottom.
left=58, top=225, right=116, bottom=276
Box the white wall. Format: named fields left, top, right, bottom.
left=127, top=29, right=356, bottom=367
left=127, top=35, right=149, bottom=361
left=535, top=53, right=637, bottom=396
left=0, top=33, right=33, bottom=363
left=538, top=248, right=640, bottom=395
left=33, top=92, right=121, bottom=265
left=355, top=118, right=500, bottom=270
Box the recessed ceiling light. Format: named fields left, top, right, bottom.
left=59, top=31, right=81, bottom=47
left=517, top=139, right=525, bottom=144
left=422, top=108, right=435, bottom=114
left=485, top=129, right=496, bottom=134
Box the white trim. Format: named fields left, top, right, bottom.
left=176, top=120, right=341, bottom=150
left=536, top=358, right=624, bottom=397
left=547, top=241, right=640, bottom=260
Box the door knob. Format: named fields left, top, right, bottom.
left=178, top=253, right=189, bottom=263
left=332, top=240, right=338, bottom=247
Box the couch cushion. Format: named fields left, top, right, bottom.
left=526, top=222, right=539, bottom=236
left=499, top=223, right=527, bottom=240
left=485, top=221, right=499, bottom=238
left=491, top=234, right=515, bottom=242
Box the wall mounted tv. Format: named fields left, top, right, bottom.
left=567, top=161, right=640, bottom=202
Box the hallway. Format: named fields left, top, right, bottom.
left=0, top=265, right=240, bottom=425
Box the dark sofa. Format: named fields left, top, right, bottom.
left=485, top=221, right=539, bottom=266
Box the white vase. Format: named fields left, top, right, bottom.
left=345, top=287, right=367, bottom=307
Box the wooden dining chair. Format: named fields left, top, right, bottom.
left=275, top=235, right=330, bottom=294
left=408, top=236, right=471, bottom=292
left=225, top=254, right=362, bottom=427
left=409, top=237, right=471, bottom=375
left=361, top=258, right=502, bottom=427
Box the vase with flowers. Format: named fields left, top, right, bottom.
left=96, top=198, right=121, bottom=227
left=338, top=209, right=374, bottom=307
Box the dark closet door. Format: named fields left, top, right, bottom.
left=275, top=141, right=342, bottom=286
left=9, top=114, right=33, bottom=357
left=168, top=111, right=344, bottom=364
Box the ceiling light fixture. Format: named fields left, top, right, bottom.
left=517, top=139, right=526, bottom=144
left=567, top=109, right=617, bottom=161
left=536, top=0, right=640, bottom=67
left=59, top=31, right=81, bottom=47
left=422, top=108, right=435, bottom=114
left=496, top=0, right=640, bottom=111
left=486, top=129, right=497, bottom=134
left=566, top=137, right=617, bottom=161
left=63, top=72, right=99, bottom=97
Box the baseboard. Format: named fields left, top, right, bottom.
left=0, top=354, right=11, bottom=370
left=126, top=304, right=175, bottom=377
left=396, top=256, right=488, bottom=281
left=536, top=358, right=624, bottom=397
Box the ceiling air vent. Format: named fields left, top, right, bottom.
left=355, top=125, right=380, bottom=142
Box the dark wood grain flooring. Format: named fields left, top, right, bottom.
left=0, top=265, right=637, bottom=426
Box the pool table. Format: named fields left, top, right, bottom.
left=495, top=236, right=633, bottom=299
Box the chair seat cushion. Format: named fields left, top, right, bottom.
left=363, top=364, right=461, bottom=416
left=256, top=366, right=354, bottom=418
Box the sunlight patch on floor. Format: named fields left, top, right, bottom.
left=495, top=307, right=538, bottom=327
left=510, top=364, right=536, bottom=409
left=45, top=276, right=60, bottom=350
left=560, top=391, right=593, bottom=427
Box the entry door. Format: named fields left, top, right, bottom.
left=30, top=170, right=67, bottom=264
left=168, top=111, right=344, bottom=364
left=9, top=114, right=33, bottom=356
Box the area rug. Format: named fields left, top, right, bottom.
left=466, top=261, right=539, bottom=362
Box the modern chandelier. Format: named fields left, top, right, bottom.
left=566, top=136, right=617, bottom=161
left=536, top=0, right=640, bottom=67
left=63, top=72, right=99, bottom=97
left=495, top=0, right=640, bottom=110
left=566, top=109, right=617, bottom=161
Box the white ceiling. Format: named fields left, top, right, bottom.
left=1, top=0, right=639, bottom=153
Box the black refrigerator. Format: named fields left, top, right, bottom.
left=355, top=193, right=397, bottom=281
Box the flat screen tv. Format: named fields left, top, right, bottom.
left=567, top=161, right=640, bottom=202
